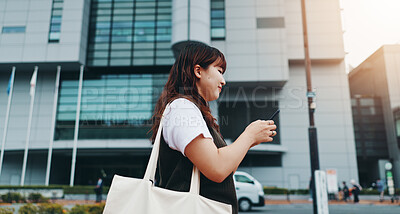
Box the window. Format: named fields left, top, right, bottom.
left=2, top=26, right=26, bottom=33
left=210, top=0, right=225, bottom=40
left=54, top=71, right=168, bottom=140
left=256, top=17, right=285, bottom=29
left=87, top=0, right=174, bottom=66
left=219, top=100, right=280, bottom=144
left=359, top=98, right=374, bottom=106
left=240, top=154, right=282, bottom=167
left=234, top=175, right=253, bottom=184
left=351, top=96, right=389, bottom=159
left=49, top=0, right=64, bottom=43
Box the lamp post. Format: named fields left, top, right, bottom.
left=300, top=0, right=320, bottom=213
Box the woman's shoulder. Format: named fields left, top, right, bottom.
left=168, top=98, right=199, bottom=110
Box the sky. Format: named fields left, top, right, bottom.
left=340, top=0, right=400, bottom=69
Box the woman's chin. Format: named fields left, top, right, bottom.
left=209, top=94, right=220, bottom=102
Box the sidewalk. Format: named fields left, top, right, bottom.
left=264, top=194, right=400, bottom=206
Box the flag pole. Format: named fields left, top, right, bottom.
left=70, top=65, right=84, bottom=186
left=0, top=67, right=16, bottom=178
left=45, top=66, right=61, bottom=186
left=21, top=66, right=38, bottom=186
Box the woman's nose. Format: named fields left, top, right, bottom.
left=221, top=77, right=226, bottom=86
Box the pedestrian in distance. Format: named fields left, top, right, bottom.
left=308, top=177, right=313, bottom=201
left=376, top=178, right=385, bottom=202
left=350, top=179, right=362, bottom=203
left=342, top=181, right=350, bottom=202
left=94, top=177, right=103, bottom=203
left=150, top=41, right=277, bottom=214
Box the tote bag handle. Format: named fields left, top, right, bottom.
left=143, top=103, right=200, bottom=195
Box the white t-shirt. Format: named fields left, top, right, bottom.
left=162, top=98, right=213, bottom=156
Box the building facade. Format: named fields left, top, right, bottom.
left=349, top=45, right=400, bottom=188
left=0, top=0, right=358, bottom=188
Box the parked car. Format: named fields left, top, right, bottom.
left=233, top=171, right=265, bottom=212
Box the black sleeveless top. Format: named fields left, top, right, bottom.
left=157, top=123, right=238, bottom=214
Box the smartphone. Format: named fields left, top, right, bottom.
left=268, top=109, right=280, bottom=120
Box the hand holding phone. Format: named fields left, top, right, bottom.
left=268, top=109, right=280, bottom=120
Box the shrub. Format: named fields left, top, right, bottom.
left=63, top=186, right=109, bottom=195
left=289, top=189, right=309, bottom=195
left=28, top=193, right=49, bottom=203
left=69, top=205, right=86, bottom=214
left=18, top=203, right=39, bottom=214
left=360, top=189, right=379, bottom=195
left=70, top=203, right=105, bottom=214
left=1, top=192, right=26, bottom=203
left=0, top=207, right=15, bottom=214
left=263, top=187, right=289, bottom=195
left=37, top=203, right=65, bottom=214
left=0, top=186, right=63, bottom=190
left=0, top=185, right=109, bottom=195
left=263, top=187, right=310, bottom=195
left=86, top=203, right=104, bottom=214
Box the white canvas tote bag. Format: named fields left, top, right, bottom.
left=103, top=105, right=232, bottom=214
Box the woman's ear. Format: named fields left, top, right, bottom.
left=194, top=65, right=202, bottom=79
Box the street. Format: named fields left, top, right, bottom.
left=240, top=204, right=400, bottom=214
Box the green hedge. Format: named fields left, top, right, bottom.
left=263, top=187, right=310, bottom=195
left=263, top=187, right=289, bottom=195
left=0, top=185, right=109, bottom=195
left=28, top=193, right=49, bottom=203
left=1, top=192, right=26, bottom=203
left=264, top=186, right=400, bottom=195
left=17, top=203, right=104, bottom=214
left=0, top=185, right=63, bottom=190
left=1, top=192, right=50, bottom=203
left=63, top=186, right=110, bottom=195
left=360, top=188, right=400, bottom=195
left=289, top=189, right=309, bottom=195
left=70, top=204, right=105, bottom=214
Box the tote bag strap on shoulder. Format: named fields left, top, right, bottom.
left=143, top=103, right=200, bottom=195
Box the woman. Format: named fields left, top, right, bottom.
left=151, top=41, right=277, bottom=214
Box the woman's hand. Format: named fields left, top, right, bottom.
left=185, top=119, right=277, bottom=183
left=242, top=120, right=277, bottom=148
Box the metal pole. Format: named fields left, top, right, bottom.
left=70, top=65, right=84, bottom=186
left=0, top=67, right=16, bottom=178
left=45, top=66, right=61, bottom=186
left=300, top=0, right=320, bottom=213
left=21, top=66, right=38, bottom=186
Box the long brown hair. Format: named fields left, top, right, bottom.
left=150, top=41, right=226, bottom=143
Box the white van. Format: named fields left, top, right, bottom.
left=233, top=171, right=265, bottom=212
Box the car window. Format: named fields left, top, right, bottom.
left=235, top=175, right=253, bottom=184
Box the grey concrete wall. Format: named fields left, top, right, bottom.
left=216, top=0, right=289, bottom=83
left=276, top=61, right=358, bottom=189
left=217, top=61, right=357, bottom=189
left=0, top=0, right=89, bottom=64
left=284, top=0, right=345, bottom=60
left=0, top=68, right=57, bottom=153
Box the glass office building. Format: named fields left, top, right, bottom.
left=349, top=45, right=400, bottom=188
left=0, top=0, right=358, bottom=188
left=351, top=95, right=388, bottom=186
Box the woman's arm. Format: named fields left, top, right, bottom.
left=185, top=120, right=276, bottom=183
